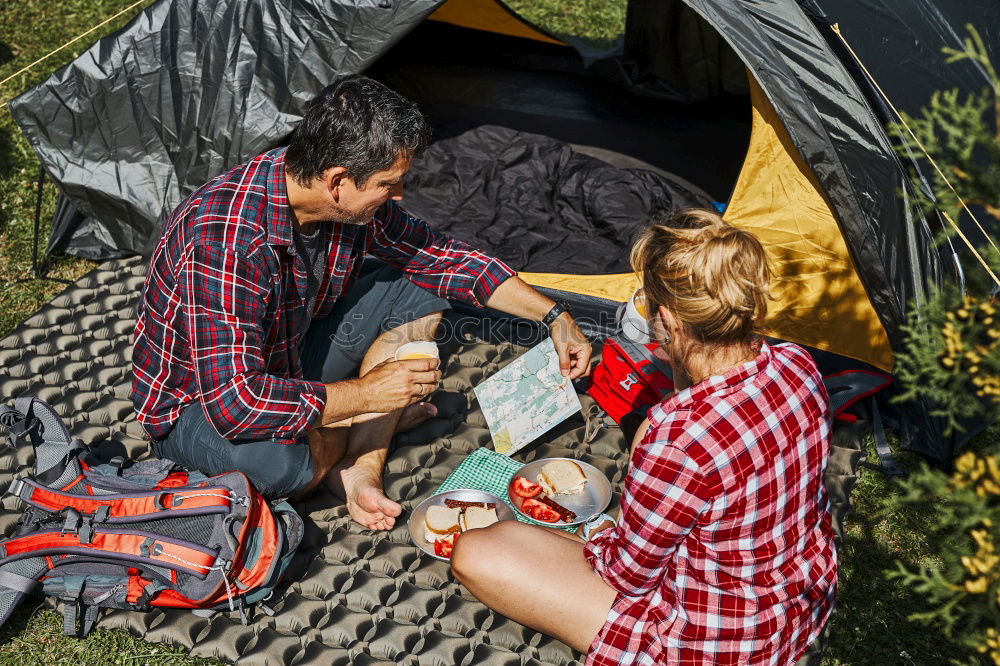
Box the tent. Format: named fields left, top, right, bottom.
left=8, top=0, right=999, bottom=460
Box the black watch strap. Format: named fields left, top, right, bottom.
left=541, top=301, right=571, bottom=327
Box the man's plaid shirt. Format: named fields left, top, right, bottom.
left=132, top=148, right=515, bottom=444
left=584, top=342, right=837, bottom=665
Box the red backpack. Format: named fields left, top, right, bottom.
left=0, top=397, right=303, bottom=636
left=588, top=336, right=675, bottom=424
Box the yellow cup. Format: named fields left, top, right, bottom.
left=394, top=340, right=440, bottom=362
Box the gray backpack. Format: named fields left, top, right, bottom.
left=0, top=397, right=303, bottom=636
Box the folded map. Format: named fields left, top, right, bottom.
left=473, top=337, right=583, bottom=455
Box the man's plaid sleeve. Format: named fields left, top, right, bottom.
left=368, top=201, right=515, bottom=307
left=179, top=243, right=326, bottom=441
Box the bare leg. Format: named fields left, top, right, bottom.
left=451, top=521, right=617, bottom=653
left=291, top=423, right=351, bottom=499
left=326, top=312, right=443, bottom=530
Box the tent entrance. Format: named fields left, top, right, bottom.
left=369, top=20, right=752, bottom=203
left=371, top=16, right=892, bottom=371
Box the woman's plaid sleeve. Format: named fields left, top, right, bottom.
left=584, top=415, right=716, bottom=597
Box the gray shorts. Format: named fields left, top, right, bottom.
left=155, top=262, right=450, bottom=498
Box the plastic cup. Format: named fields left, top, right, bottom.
left=394, top=340, right=440, bottom=362
left=621, top=289, right=652, bottom=343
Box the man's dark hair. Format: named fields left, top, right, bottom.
left=285, top=75, right=431, bottom=186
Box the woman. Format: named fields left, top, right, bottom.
left=451, top=209, right=837, bottom=665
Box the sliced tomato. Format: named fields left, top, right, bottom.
left=434, top=532, right=459, bottom=558
left=529, top=504, right=561, bottom=523
left=510, top=476, right=543, bottom=499
left=520, top=497, right=544, bottom=514
left=520, top=498, right=562, bottom=523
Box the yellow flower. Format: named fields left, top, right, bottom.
left=988, top=457, right=1000, bottom=482
left=965, top=576, right=989, bottom=593
left=956, top=451, right=977, bottom=473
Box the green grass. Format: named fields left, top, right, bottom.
left=823, top=439, right=976, bottom=665
left=0, top=0, right=993, bottom=664
left=0, top=600, right=222, bottom=666
left=505, top=0, right=627, bottom=50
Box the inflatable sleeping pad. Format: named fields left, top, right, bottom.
left=0, top=258, right=862, bottom=664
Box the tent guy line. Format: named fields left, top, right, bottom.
left=0, top=0, right=154, bottom=108
left=832, top=22, right=1000, bottom=273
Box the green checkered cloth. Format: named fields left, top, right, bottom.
left=434, top=448, right=574, bottom=530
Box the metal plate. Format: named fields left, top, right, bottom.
left=407, top=489, right=515, bottom=561
left=508, top=457, right=612, bottom=526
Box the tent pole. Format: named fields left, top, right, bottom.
left=31, top=166, right=46, bottom=279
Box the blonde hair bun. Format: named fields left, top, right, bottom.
left=629, top=209, right=772, bottom=344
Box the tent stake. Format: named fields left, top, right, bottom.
left=31, top=166, right=46, bottom=279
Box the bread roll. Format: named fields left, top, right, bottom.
left=537, top=460, right=588, bottom=496
left=424, top=505, right=461, bottom=543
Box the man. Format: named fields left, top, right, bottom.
left=132, top=75, right=591, bottom=530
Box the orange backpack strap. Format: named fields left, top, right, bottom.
left=8, top=479, right=233, bottom=520
left=0, top=529, right=219, bottom=579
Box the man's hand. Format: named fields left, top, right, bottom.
left=358, top=358, right=441, bottom=413
left=550, top=313, right=592, bottom=379
left=482, top=276, right=592, bottom=378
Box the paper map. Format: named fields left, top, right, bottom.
left=473, top=337, right=582, bottom=455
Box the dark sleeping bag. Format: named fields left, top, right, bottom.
left=402, top=125, right=714, bottom=275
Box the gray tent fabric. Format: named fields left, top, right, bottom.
left=0, top=259, right=860, bottom=664
left=10, top=0, right=443, bottom=257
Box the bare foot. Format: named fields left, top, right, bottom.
left=395, top=401, right=438, bottom=434
left=327, top=462, right=402, bottom=531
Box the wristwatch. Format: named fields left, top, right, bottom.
left=581, top=513, right=616, bottom=541
left=541, top=300, right=572, bottom=328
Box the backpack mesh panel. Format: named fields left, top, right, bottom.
left=0, top=557, right=47, bottom=620
left=175, top=571, right=193, bottom=589
left=127, top=515, right=215, bottom=546
left=81, top=484, right=119, bottom=496
left=36, top=444, right=80, bottom=490
left=0, top=591, right=20, bottom=621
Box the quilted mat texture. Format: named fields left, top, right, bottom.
left=0, top=258, right=861, bottom=664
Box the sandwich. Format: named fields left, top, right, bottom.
left=424, top=505, right=462, bottom=544
left=462, top=505, right=499, bottom=531
left=537, top=460, right=588, bottom=496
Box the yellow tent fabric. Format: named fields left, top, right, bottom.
left=429, top=0, right=563, bottom=45
left=516, top=272, right=639, bottom=303
left=521, top=78, right=893, bottom=371
left=723, top=79, right=893, bottom=370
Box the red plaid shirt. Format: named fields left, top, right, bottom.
left=584, top=342, right=837, bottom=665
left=132, top=148, right=514, bottom=443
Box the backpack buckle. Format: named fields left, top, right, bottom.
left=6, top=478, right=25, bottom=499
left=2, top=416, right=36, bottom=450
left=60, top=508, right=82, bottom=537
left=619, top=373, right=639, bottom=392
